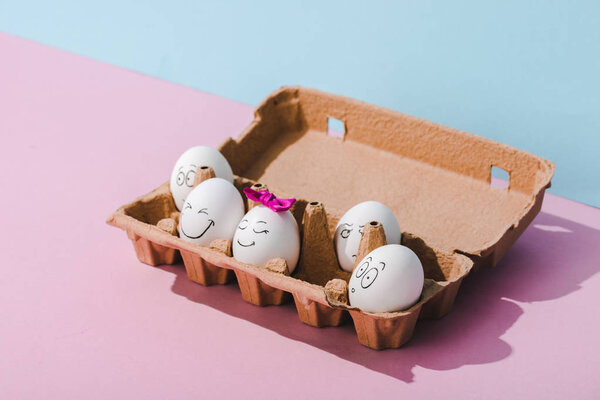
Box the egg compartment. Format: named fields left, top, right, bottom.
left=107, top=86, right=554, bottom=350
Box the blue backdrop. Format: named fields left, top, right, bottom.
left=1, top=0, right=598, bottom=205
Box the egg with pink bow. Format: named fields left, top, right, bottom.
left=232, top=189, right=300, bottom=272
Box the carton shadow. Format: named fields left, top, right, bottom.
left=159, top=211, right=600, bottom=382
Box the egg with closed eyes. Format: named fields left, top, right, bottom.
left=232, top=205, right=300, bottom=272
left=349, top=244, right=424, bottom=313
left=335, top=201, right=402, bottom=272
left=170, top=146, right=234, bottom=210
left=178, top=178, right=244, bottom=245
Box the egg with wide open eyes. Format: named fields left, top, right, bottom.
left=232, top=205, right=301, bottom=273
left=179, top=178, right=244, bottom=245
left=170, top=146, right=234, bottom=211
left=348, top=244, right=424, bottom=313
left=335, top=201, right=402, bottom=272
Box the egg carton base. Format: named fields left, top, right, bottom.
left=234, top=269, right=292, bottom=306
left=181, top=249, right=235, bottom=286
left=127, top=230, right=181, bottom=266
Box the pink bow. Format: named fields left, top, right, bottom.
left=243, top=187, right=296, bottom=212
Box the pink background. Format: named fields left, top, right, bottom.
left=1, top=33, right=599, bottom=399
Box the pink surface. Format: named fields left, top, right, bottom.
left=1, top=32, right=599, bottom=399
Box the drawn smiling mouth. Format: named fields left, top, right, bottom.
left=180, top=219, right=215, bottom=239
left=236, top=239, right=255, bottom=247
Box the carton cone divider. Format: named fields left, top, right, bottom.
left=266, top=258, right=290, bottom=276
left=193, top=165, right=216, bottom=187
left=295, top=201, right=348, bottom=286
left=325, top=279, right=348, bottom=305
left=352, top=221, right=387, bottom=271
left=156, top=217, right=178, bottom=236
left=247, top=183, right=268, bottom=210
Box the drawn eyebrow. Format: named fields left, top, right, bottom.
left=189, top=164, right=197, bottom=168
left=241, top=219, right=248, bottom=223
left=379, top=261, right=386, bottom=270
left=256, top=220, right=267, bottom=224
left=341, top=223, right=353, bottom=227
left=365, top=256, right=372, bottom=262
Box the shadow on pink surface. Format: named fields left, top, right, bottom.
left=158, top=211, right=600, bottom=382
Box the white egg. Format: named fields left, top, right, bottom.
left=348, top=244, right=424, bottom=313
left=232, top=205, right=301, bottom=273
left=170, top=146, right=234, bottom=210
left=178, top=178, right=244, bottom=245
left=335, top=201, right=402, bottom=272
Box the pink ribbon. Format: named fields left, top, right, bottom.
left=243, top=187, right=296, bottom=212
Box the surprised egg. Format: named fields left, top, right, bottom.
left=232, top=205, right=300, bottom=273
left=348, top=244, right=424, bottom=313
left=178, top=178, right=244, bottom=245
left=170, top=146, right=234, bottom=210
left=335, top=201, right=401, bottom=272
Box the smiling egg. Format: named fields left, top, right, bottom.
left=335, top=201, right=401, bottom=272
left=170, top=146, right=234, bottom=210
left=348, top=244, right=424, bottom=313
left=178, top=178, right=244, bottom=245
left=232, top=205, right=300, bottom=273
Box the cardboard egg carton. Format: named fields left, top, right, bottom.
left=107, top=87, right=554, bottom=350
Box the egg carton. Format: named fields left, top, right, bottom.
left=107, top=87, right=554, bottom=350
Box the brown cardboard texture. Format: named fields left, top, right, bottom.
left=107, top=86, right=554, bottom=350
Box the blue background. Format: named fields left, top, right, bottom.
left=1, top=1, right=598, bottom=205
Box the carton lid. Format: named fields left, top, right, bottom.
left=220, top=86, right=554, bottom=260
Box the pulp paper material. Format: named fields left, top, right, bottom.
left=223, top=87, right=554, bottom=259
left=107, top=86, right=554, bottom=349
left=156, top=218, right=177, bottom=235
left=193, top=165, right=216, bottom=187
left=295, top=202, right=349, bottom=286
left=352, top=221, right=387, bottom=270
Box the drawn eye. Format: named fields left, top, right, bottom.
left=253, top=228, right=269, bottom=234
left=358, top=225, right=364, bottom=235
left=355, top=257, right=371, bottom=278
left=238, top=219, right=249, bottom=230
left=184, top=203, right=192, bottom=210
left=341, top=229, right=352, bottom=239
left=197, top=208, right=208, bottom=215
left=185, top=170, right=195, bottom=187
left=176, top=172, right=185, bottom=186
left=361, top=268, right=378, bottom=289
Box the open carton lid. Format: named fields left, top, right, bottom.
left=219, top=86, right=554, bottom=268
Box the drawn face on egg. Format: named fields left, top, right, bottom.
left=179, top=203, right=215, bottom=240
left=335, top=201, right=402, bottom=272
left=178, top=178, right=245, bottom=245
left=170, top=146, right=234, bottom=210
left=232, top=205, right=301, bottom=273
left=348, top=244, right=424, bottom=313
